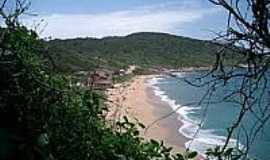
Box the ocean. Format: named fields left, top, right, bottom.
left=148, top=71, right=270, bottom=160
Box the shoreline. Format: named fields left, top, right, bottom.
left=106, top=75, right=187, bottom=152
left=106, top=75, right=204, bottom=159
left=145, top=83, right=188, bottom=151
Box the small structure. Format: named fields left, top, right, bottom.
left=119, top=69, right=125, bottom=76
left=114, top=65, right=137, bottom=76
left=84, top=69, right=113, bottom=90
left=125, top=65, right=136, bottom=74
left=114, top=69, right=125, bottom=76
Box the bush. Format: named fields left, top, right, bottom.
left=0, top=10, right=193, bottom=160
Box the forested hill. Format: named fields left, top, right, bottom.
left=46, top=32, right=223, bottom=73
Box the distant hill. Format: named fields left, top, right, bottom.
left=46, top=32, right=229, bottom=73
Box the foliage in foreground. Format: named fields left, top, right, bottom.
left=0, top=15, right=201, bottom=160
left=0, top=0, right=254, bottom=159
left=0, top=23, right=249, bottom=160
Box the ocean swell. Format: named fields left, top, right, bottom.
left=147, top=75, right=243, bottom=157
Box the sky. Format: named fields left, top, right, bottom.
left=18, top=0, right=228, bottom=40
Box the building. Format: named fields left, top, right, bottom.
left=84, top=69, right=113, bottom=90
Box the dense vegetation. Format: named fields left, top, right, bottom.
left=47, top=32, right=228, bottom=73
left=0, top=25, right=243, bottom=160
left=0, top=7, right=202, bottom=160
left=0, top=1, right=249, bottom=159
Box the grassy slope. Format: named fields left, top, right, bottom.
left=46, top=32, right=224, bottom=73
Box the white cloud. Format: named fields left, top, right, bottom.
left=22, top=1, right=220, bottom=39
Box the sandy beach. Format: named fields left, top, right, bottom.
left=106, top=75, right=187, bottom=153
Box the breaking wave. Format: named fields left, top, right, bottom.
left=147, top=75, right=243, bottom=157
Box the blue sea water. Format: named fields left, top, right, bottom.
left=148, top=72, right=270, bottom=160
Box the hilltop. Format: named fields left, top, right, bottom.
left=46, top=32, right=227, bottom=73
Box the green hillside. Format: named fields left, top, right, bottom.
left=47, top=32, right=224, bottom=73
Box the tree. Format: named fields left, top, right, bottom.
left=197, top=0, right=270, bottom=159
left=0, top=1, right=195, bottom=160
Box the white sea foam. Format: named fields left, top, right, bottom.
left=147, top=76, right=244, bottom=157
left=171, top=72, right=187, bottom=78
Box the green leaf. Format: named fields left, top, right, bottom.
left=123, top=116, right=129, bottom=123
left=150, top=139, right=159, bottom=147
left=176, top=153, right=184, bottom=160
left=133, top=130, right=139, bottom=136
left=187, top=151, right=197, bottom=159
left=224, top=148, right=234, bottom=156
left=138, top=122, right=145, bottom=129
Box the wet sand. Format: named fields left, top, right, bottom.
left=106, top=75, right=187, bottom=152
